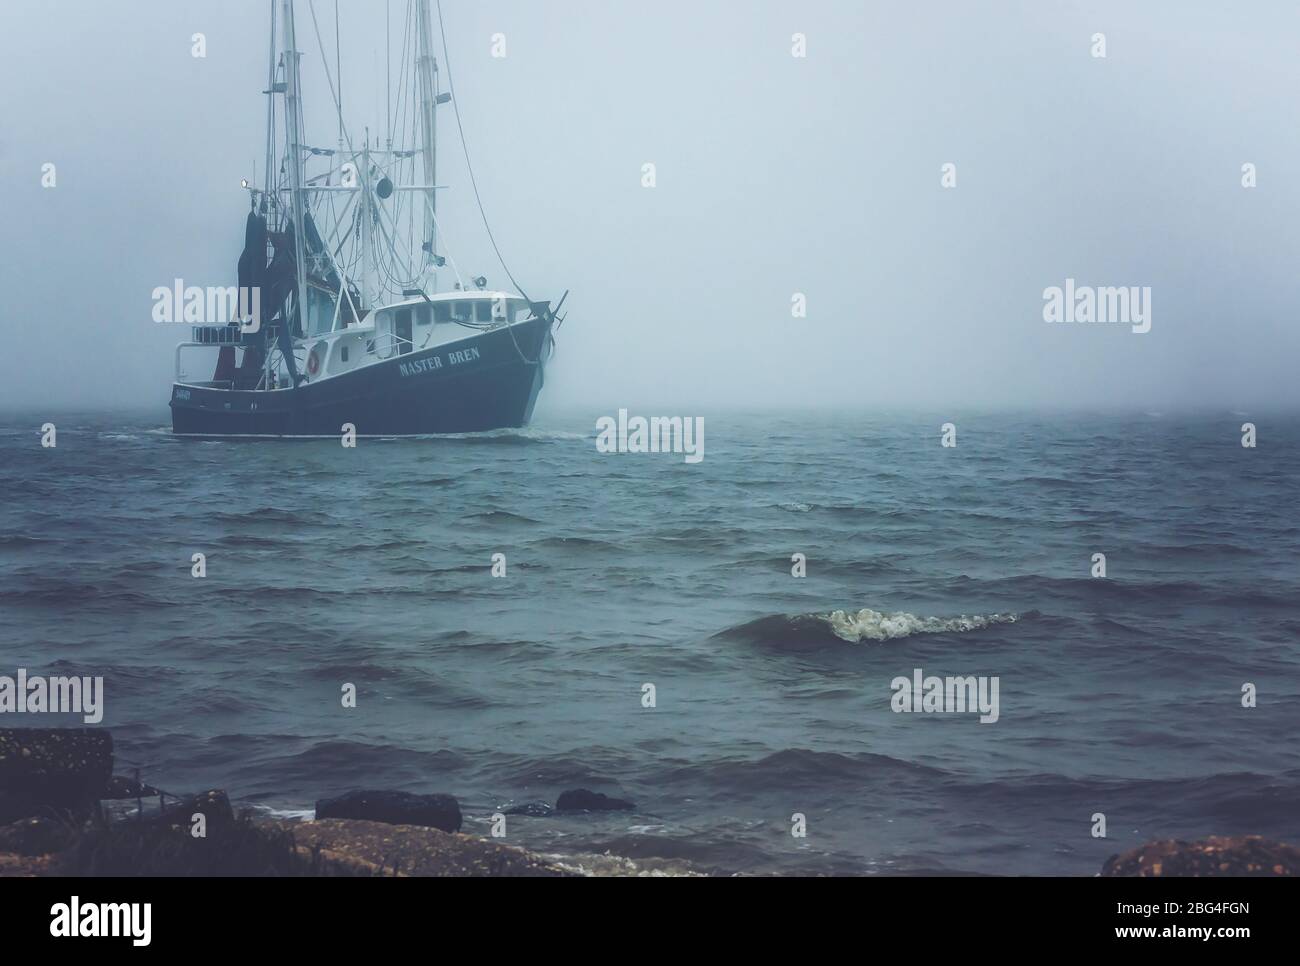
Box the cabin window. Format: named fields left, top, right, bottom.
left=475, top=301, right=493, bottom=323
left=341, top=345, right=349, bottom=363
left=453, top=301, right=472, bottom=320
left=415, top=305, right=431, bottom=326
left=433, top=302, right=451, bottom=323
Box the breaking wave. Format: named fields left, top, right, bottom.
left=823, top=608, right=1018, bottom=642
left=716, top=608, right=1020, bottom=648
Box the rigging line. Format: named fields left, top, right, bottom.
left=383, top=235, right=420, bottom=291
left=307, top=0, right=365, bottom=189
left=374, top=194, right=425, bottom=287
left=419, top=192, right=464, bottom=290
left=331, top=199, right=363, bottom=284
left=306, top=0, right=367, bottom=288
left=370, top=197, right=418, bottom=297
left=364, top=171, right=410, bottom=290
left=369, top=217, right=407, bottom=294
left=311, top=0, right=416, bottom=305
left=434, top=0, right=531, bottom=306
left=394, top=4, right=413, bottom=146
left=335, top=0, right=342, bottom=144
left=321, top=189, right=359, bottom=262
left=434, top=0, right=545, bottom=367
left=377, top=229, right=417, bottom=288
left=389, top=3, right=416, bottom=264
left=386, top=0, right=391, bottom=145
left=307, top=0, right=354, bottom=159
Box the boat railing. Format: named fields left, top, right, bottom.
left=190, top=324, right=250, bottom=345
left=370, top=331, right=418, bottom=359
left=174, top=379, right=235, bottom=390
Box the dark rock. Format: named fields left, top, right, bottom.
left=0, top=793, right=56, bottom=826
left=159, top=789, right=235, bottom=831
left=315, top=790, right=462, bottom=832
left=281, top=817, right=570, bottom=876
left=0, top=729, right=113, bottom=822
left=101, top=775, right=161, bottom=800
left=71, top=813, right=307, bottom=876
left=1101, top=835, right=1300, bottom=877
left=555, top=788, right=635, bottom=813
left=0, top=815, right=78, bottom=856
left=0, top=793, right=95, bottom=827
left=501, top=800, right=554, bottom=817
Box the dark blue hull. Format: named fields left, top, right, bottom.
left=170, top=315, right=552, bottom=436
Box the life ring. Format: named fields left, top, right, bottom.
left=307, top=344, right=323, bottom=376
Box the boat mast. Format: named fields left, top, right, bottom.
left=415, top=0, right=439, bottom=287
left=263, top=0, right=277, bottom=391
left=281, top=0, right=309, bottom=340
left=361, top=135, right=372, bottom=308
left=263, top=0, right=277, bottom=213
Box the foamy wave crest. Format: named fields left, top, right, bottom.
left=714, top=609, right=1023, bottom=649
left=822, top=608, right=1018, bottom=642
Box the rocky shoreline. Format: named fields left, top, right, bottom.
left=2, top=728, right=1296, bottom=877
left=0, top=727, right=672, bottom=877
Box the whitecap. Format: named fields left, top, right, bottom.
left=821, top=608, right=1017, bottom=642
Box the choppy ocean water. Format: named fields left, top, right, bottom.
left=2, top=409, right=1298, bottom=875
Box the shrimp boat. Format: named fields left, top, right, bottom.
left=170, top=0, right=563, bottom=436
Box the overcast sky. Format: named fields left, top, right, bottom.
left=2, top=0, right=1299, bottom=414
